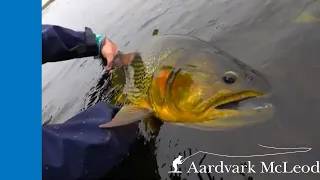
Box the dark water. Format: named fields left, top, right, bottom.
left=42, top=0, right=320, bottom=179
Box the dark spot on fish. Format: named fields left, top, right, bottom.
left=248, top=176, right=253, bottom=180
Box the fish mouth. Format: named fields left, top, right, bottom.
left=214, top=91, right=271, bottom=111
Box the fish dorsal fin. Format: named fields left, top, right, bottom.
left=99, top=105, right=153, bottom=128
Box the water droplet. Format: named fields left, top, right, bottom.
left=45, top=166, right=48, bottom=170
left=74, top=135, right=77, bottom=138
left=85, top=170, right=88, bottom=174
left=103, top=132, right=111, bottom=142
left=82, top=121, right=86, bottom=124
left=80, top=132, right=83, bottom=135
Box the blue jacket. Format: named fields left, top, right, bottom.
left=42, top=24, right=139, bottom=180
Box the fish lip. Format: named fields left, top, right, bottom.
left=215, top=97, right=256, bottom=110
left=214, top=91, right=267, bottom=110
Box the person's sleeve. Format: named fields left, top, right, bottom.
left=42, top=102, right=139, bottom=180
left=42, top=24, right=106, bottom=64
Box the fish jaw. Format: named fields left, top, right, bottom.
left=173, top=94, right=274, bottom=131
left=148, top=87, right=271, bottom=123
left=187, top=89, right=274, bottom=130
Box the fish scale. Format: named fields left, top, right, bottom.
left=123, top=50, right=172, bottom=105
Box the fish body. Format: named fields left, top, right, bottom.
left=101, top=35, right=274, bottom=131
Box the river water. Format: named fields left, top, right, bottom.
left=42, top=0, right=320, bottom=179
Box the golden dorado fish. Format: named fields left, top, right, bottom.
left=100, top=35, right=274, bottom=131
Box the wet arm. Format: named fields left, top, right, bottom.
left=42, top=102, right=139, bottom=180
left=42, top=24, right=105, bottom=64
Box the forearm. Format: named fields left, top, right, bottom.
left=42, top=102, right=139, bottom=180
left=42, top=24, right=105, bottom=64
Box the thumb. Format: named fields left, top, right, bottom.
left=106, top=54, right=113, bottom=71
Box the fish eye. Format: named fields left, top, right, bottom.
left=223, top=71, right=237, bottom=84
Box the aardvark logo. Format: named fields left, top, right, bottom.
left=167, top=144, right=312, bottom=174
left=168, top=155, right=184, bottom=173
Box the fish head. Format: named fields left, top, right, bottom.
left=149, top=48, right=274, bottom=130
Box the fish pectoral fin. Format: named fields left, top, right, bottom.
left=99, top=105, right=153, bottom=128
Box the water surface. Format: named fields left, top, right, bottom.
left=42, top=0, right=320, bottom=179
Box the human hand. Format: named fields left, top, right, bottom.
left=101, top=37, right=119, bottom=71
